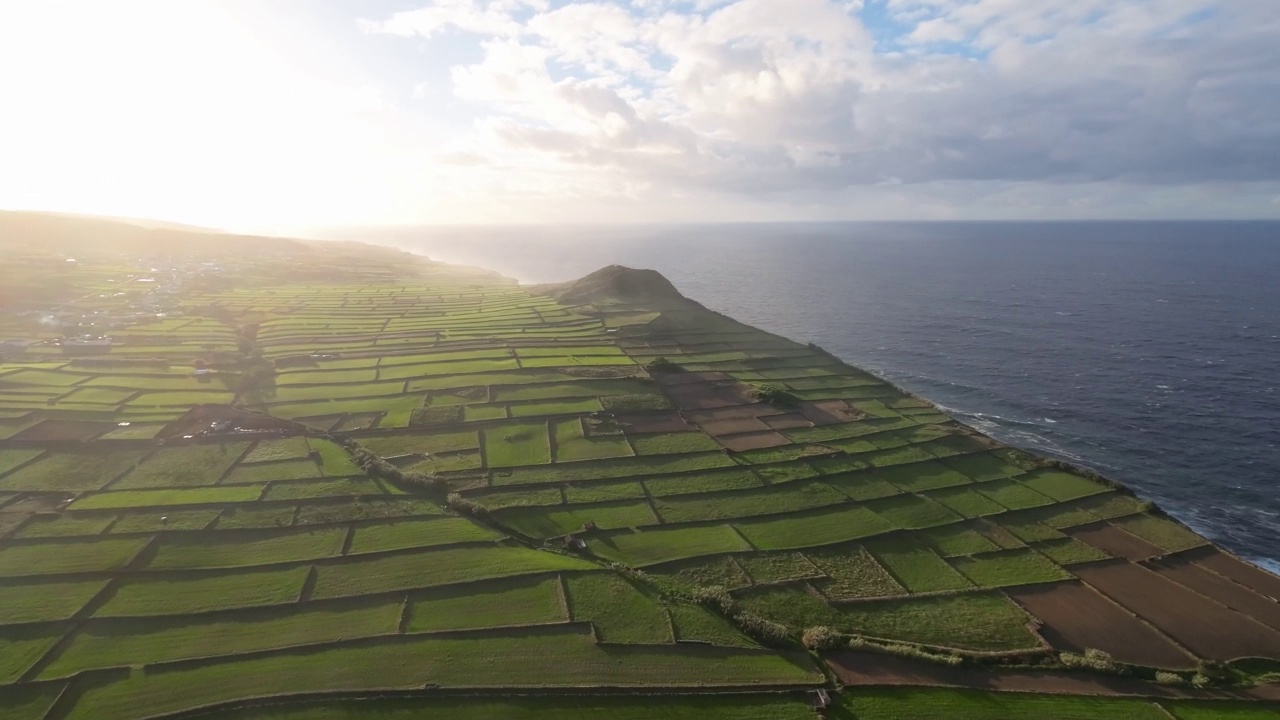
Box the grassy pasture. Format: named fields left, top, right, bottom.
left=406, top=575, right=566, bottom=632
left=566, top=572, right=673, bottom=644
left=867, top=538, right=974, bottom=593
left=496, top=500, right=659, bottom=539
left=973, top=478, right=1056, bottom=510
left=864, top=494, right=962, bottom=529
left=348, top=516, right=499, bottom=554
left=0, top=537, right=147, bottom=576
left=0, top=448, right=43, bottom=476
left=920, top=524, right=1002, bottom=557
left=42, top=599, right=404, bottom=679
left=1111, top=513, right=1208, bottom=553
left=113, top=442, right=249, bottom=489
left=735, top=504, right=897, bottom=551
left=644, top=467, right=763, bottom=497
left=147, top=527, right=346, bottom=570
left=224, top=459, right=323, bottom=483
left=311, top=544, right=595, bottom=599
left=493, top=378, right=655, bottom=402
left=927, top=486, right=1009, bottom=518
left=495, top=451, right=737, bottom=486
left=0, top=624, right=66, bottom=683
left=111, top=509, right=220, bottom=533
left=14, top=513, right=114, bottom=538
left=0, top=450, right=146, bottom=493
left=61, top=627, right=821, bottom=720
left=563, top=481, right=646, bottom=504
left=554, top=418, right=634, bottom=462
left=589, top=525, right=753, bottom=566
left=73, top=485, right=266, bottom=510
left=0, top=578, right=108, bottom=623
left=654, top=481, right=846, bottom=524
left=263, top=478, right=385, bottom=501
left=1033, top=537, right=1112, bottom=565
left=668, top=603, right=759, bottom=648
left=1019, top=469, right=1111, bottom=502
left=0, top=683, right=63, bottom=720
left=468, top=486, right=564, bottom=510
left=649, top=555, right=753, bottom=590
left=630, top=432, right=722, bottom=455
left=940, top=452, right=1025, bottom=481
left=739, top=586, right=1037, bottom=651
left=738, top=552, right=822, bottom=584
left=483, top=421, right=551, bottom=467
left=243, top=438, right=313, bottom=462
left=948, top=548, right=1072, bottom=588
left=805, top=546, right=905, bottom=599
left=98, top=566, right=310, bottom=617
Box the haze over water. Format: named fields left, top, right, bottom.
left=355, top=221, right=1280, bottom=571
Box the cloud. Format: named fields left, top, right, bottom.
left=362, top=0, right=1280, bottom=214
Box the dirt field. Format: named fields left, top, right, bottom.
left=1146, top=556, right=1280, bottom=632
left=826, top=650, right=1269, bottom=698
left=1006, top=581, right=1195, bottom=669
left=13, top=419, right=110, bottom=442
left=656, top=373, right=756, bottom=410
left=1186, top=547, right=1280, bottom=600
left=1073, top=560, right=1280, bottom=660
left=718, top=431, right=792, bottom=451
left=763, top=413, right=813, bottom=430
left=1069, top=523, right=1165, bottom=561
left=614, top=412, right=694, bottom=434
left=799, top=399, right=855, bottom=425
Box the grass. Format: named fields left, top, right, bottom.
left=1165, top=700, right=1280, bottom=719
left=864, top=494, right=962, bottom=529
left=565, top=572, right=673, bottom=643
left=61, top=627, right=821, bottom=720
left=823, top=473, right=904, bottom=502
left=649, top=556, right=753, bottom=590
left=112, top=509, right=220, bottom=533
left=0, top=579, right=108, bottom=622
left=655, top=481, right=846, bottom=524
left=875, top=460, right=972, bottom=492
left=806, top=546, right=905, bottom=599
left=668, top=603, right=759, bottom=648
left=496, top=500, right=659, bottom=539
left=841, top=687, right=1175, bottom=720
left=554, top=418, right=634, bottom=462
left=263, top=478, right=386, bottom=501
left=243, top=438, right=312, bottom=462
left=215, top=505, right=298, bottom=530
left=0, top=450, right=146, bottom=492
left=919, top=524, right=1002, bottom=557
left=72, top=485, right=266, bottom=510
left=406, top=575, right=566, bottom=632
left=927, top=486, right=1009, bottom=518
left=311, top=545, right=596, bottom=599
left=563, top=481, right=646, bottom=504
left=146, top=527, right=346, bottom=569
left=866, top=538, right=975, bottom=593
left=973, top=478, right=1055, bottom=510
left=15, top=513, right=115, bottom=538
left=359, top=430, right=479, bottom=457
left=112, top=443, right=249, bottom=489
left=468, top=487, right=564, bottom=510
left=1019, top=469, right=1111, bottom=502
left=1111, top=513, right=1208, bottom=552
left=0, top=537, right=147, bottom=576
left=0, top=683, right=63, bottom=720
left=1033, top=537, right=1112, bottom=564
left=738, top=552, right=822, bottom=583
left=644, top=468, right=763, bottom=496
left=735, top=505, right=896, bottom=551
left=0, top=625, right=66, bottom=683
left=348, top=516, right=499, bottom=554
left=739, top=587, right=1037, bottom=651
left=948, top=548, right=1073, bottom=587
left=42, top=599, right=404, bottom=679
left=630, top=432, right=722, bottom=455
left=483, top=421, right=552, bottom=468
left=0, top=448, right=42, bottom=476
left=589, top=525, right=753, bottom=566
left=223, top=459, right=323, bottom=483
left=497, top=451, right=737, bottom=486
left=97, top=566, right=310, bottom=616
left=510, top=398, right=603, bottom=417
left=941, top=452, right=1029, bottom=481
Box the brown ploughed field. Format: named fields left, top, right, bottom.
left=1187, top=546, right=1280, bottom=600
left=1007, top=581, right=1195, bottom=669
left=1069, top=522, right=1165, bottom=561
left=1146, top=555, right=1280, bottom=632
left=1074, top=560, right=1280, bottom=660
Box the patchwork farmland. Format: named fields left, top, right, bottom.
left=0, top=216, right=1278, bottom=719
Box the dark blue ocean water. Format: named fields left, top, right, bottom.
left=354, top=222, right=1280, bottom=572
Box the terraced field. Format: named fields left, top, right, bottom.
left=0, top=219, right=1277, bottom=718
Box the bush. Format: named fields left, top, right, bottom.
left=752, top=383, right=799, bottom=406
left=1060, top=648, right=1125, bottom=674
left=1154, top=670, right=1185, bottom=686
left=646, top=357, right=681, bottom=373
left=446, top=493, right=487, bottom=517
left=733, top=610, right=792, bottom=646
left=692, top=585, right=736, bottom=615
left=802, top=626, right=846, bottom=651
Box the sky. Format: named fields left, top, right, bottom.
left=1, top=0, right=1278, bottom=232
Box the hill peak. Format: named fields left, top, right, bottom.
left=531, top=265, right=687, bottom=305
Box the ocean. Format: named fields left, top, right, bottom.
left=347, top=221, right=1280, bottom=572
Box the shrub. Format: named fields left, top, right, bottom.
left=1060, top=648, right=1124, bottom=674
left=733, top=610, right=792, bottom=646
left=1154, top=670, right=1185, bottom=686
left=693, top=585, right=736, bottom=615
left=446, top=493, right=487, bottom=517
left=802, top=626, right=846, bottom=651
left=646, top=357, right=681, bottom=373
left=752, top=383, right=799, bottom=406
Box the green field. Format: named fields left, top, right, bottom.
left=0, top=221, right=1264, bottom=719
